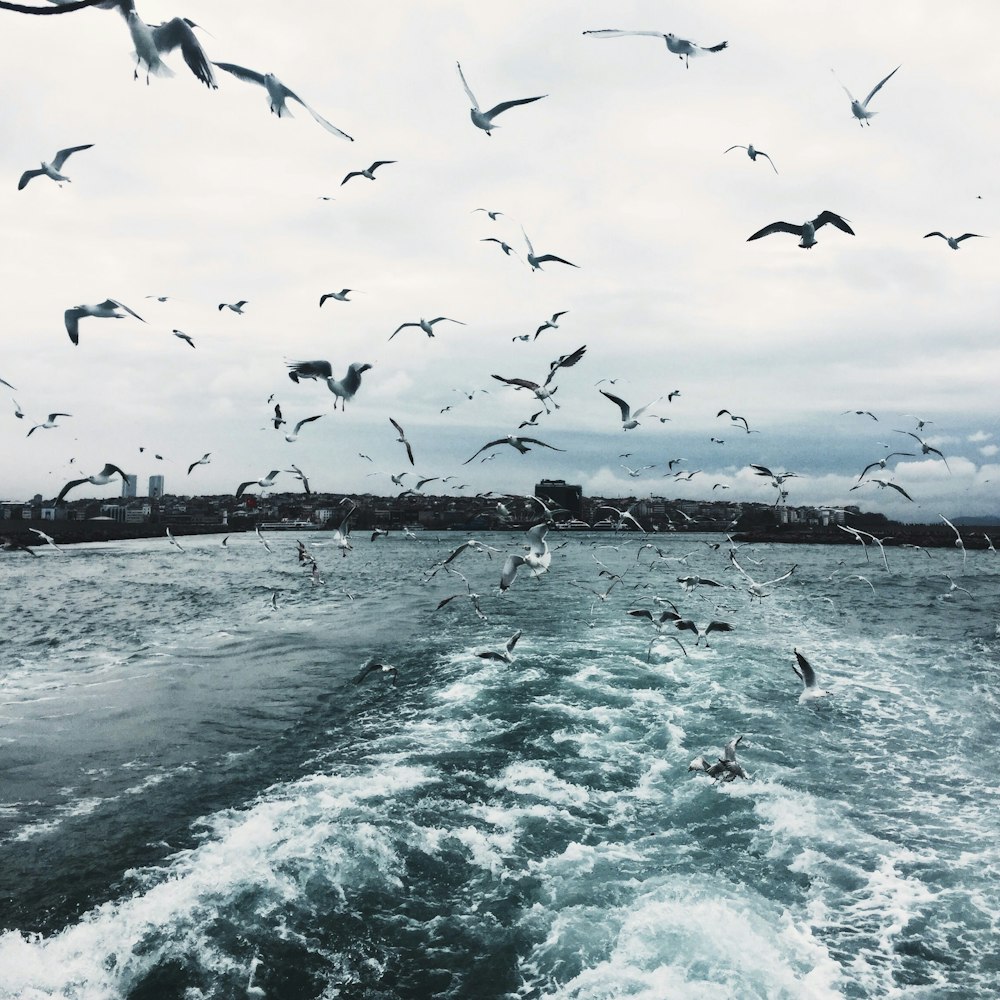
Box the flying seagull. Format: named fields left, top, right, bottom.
left=235, top=469, right=281, bottom=498
left=352, top=658, right=399, bottom=686
left=747, top=211, right=854, bottom=248
left=165, top=527, right=184, bottom=551
left=213, top=62, right=353, bottom=139
left=18, top=143, right=93, bottom=190
left=688, top=736, right=748, bottom=781
left=534, top=310, right=568, bottom=339
left=583, top=29, right=728, bottom=68
left=626, top=608, right=689, bottom=661
left=476, top=630, right=522, bottom=664
left=923, top=232, right=983, bottom=249
left=455, top=61, right=546, bottom=135
left=481, top=237, right=519, bottom=257
left=473, top=208, right=504, bottom=220
left=283, top=413, right=323, bottom=442
left=463, top=435, right=565, bottom=465
left=319, top=289, right=354, bottom=305
left=729, top=551, right=797, bottom=601
left=834, top=65, right=900, bottom=126
left=521, top=227, right=579, bottom=271
left=56, top=462, right=128, bottom=502
left=286, top=360, right=372, bottom=409
left=389, top=316, right=465, bottom=341
left=600, top=389, right=661, bottom=430
left=64, top=299, right=145, bottom=345
left=792, top=648, right=830, bottom=701
left=389, top=417, right=415, bottom=465
left=28, top=527, right=65, bottom=553
left=218, top=300, right=247, bottom=313
left=187, top=452, right=211, bottom=475
left=172, top=329, right=195, bottom=348
left=723, top=144, right=777, bottom=174
left=341, top=160, right=395, bottom=185
left=26, top=412, right=71, bottom=437
left=500, top=523, right=552, bottom=591
left=895, top=431, right=951, bottom=472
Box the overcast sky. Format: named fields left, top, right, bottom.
left=2, top=1, right=997, bottom=522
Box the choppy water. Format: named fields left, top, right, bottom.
left=1, top=530, right=998, bottom=999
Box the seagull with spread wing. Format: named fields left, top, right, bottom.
left=583, top=29, right=728, bottom=68
left=748, top=211, right=855, bottom=248
left=456, top=61, right=546, bottom=135
left=56, top=463, right=128, bottom=503
left=286, top=360, right=372, bottom=409
left=235, top=470, right=281, bottom=499
left=521, top=227, right=579, bottom=271
left=463, top=435, right=565, bottom=465
left=723, top=144, right=777, bottom=174
left=600, top=389, right=661, bottom=430
left=26, top=412, right=71, bottom=437
left=833, top=64, right=900, bottom=126
left=389, top=418, right=415, bottom=465
left=924, top=232, right=983, bottom=250
left=341, top=160, right=395, bottom=185
left=18, top=143, right=93, bottom=190
left=64, top=299, right=145, bottom=345
left=389, top=317, right=465, bottom=341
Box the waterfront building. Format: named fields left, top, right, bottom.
left=148, top=475, right=164, bottom=500
left=122, top=474, right=138, bottom=498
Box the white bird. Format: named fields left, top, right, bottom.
left=723, top=144, right=777, bottom=174
left=834, top=65, right=900, bottom=126
left=218, top=300, right=247, bottom=314
left=55, top=462, right=128, bottom=502
left=463, top=435, right=565, bottom=465
left=284, top=414, right=323, bottom=443
left=12, top=399, right=24, bottom=419
left=319, top=289, right=354, bottom=305
left=500, top=523, right=552, bottom=591
left=583, top=29, right=728, bottom=68
left=476, top=630, right=522, bottom=664
left=389, top=417, right=415, bottom=465
left=64, top=299, right=145, bottom=345
left=213, top=62, right=353, bottom=139
left=600, top=389, right=661, bottom=430
left=896, top=431, right=951, bottom=472
left=28, top=527, right=65, bottom=553
left=729, top=551, right=797, bottom=601
left=521, top=228, right=579, bottom=271
left=534, top=311, right=569, bottom=339
left=27, top=412, right=71, bottom=437
left=172, top=329, right=195, bottom=348
left=924, top=232, right=983, bottom=250
left=331, top=503, right=356, bottom=556
left=18, top=144, right=93, bottom=190
left=939, top=514, right=967, bottom=569
left=255, top=525, right=273, bottom=554
left=473, top=208, right=504, bottom=220
left=688, top=736, right=748, bottom=781
left=235, top=470, right=281, bottom=498
left=792, top=648, right=831, bottom=702
left=186, top=452, right=211, bottom=475
left=166, top=527, right=184, bottom=551
left=627, top=607, right=689, bottom=661
left=352, top=658, right=399, bottom=686
left=481, top=237, right=519, bottom=257
left=389, top=316, right=465, bottom=341
left=286, top=360, right=372, bottom=409
left=456, top=61, right=546, bottom=135
left=286, top=464, right=311, bottom=494
left=747, top=211, right=855, bottom=248
left=341, top=161, right=395, bottom=185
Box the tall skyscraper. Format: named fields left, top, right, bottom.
left=148, top=475, right=164, bottom=499
left=121, top=474, right=138, bottom=498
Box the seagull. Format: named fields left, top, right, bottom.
left=389, top=417, right=415, bottom=465
left=187, top=452, right=211, bottom=475
left=476, top=630, right=522, bottom=664
left=534, top=311, right=569, bottom=339
left=939, top=514, right=967, bottom=569
left=218, top=300, right=247, bottom=314
left=64, top=299, right=145, bottom=345
left=729, top=551, right=797, bottom=601
left=748, top=211, right=855, bottom=248
left=473, top=208, right=504, bottom=221
left=600, top=390, right=661, bottom=430
left=213, top=62, right=353, bottom=139
left=434, top=567, right=487, bottom=621
left=11, top=399, right=23, bottom=419
left=834, top=65, right=900, bottom=126
left=463, top=435, right=565, bottom=464
left=671, top=618, right=735, bottom=646
left=895, top=431, right=951, bottom=472
left=425, top=537, right=501, bottom=579
left=943, top=575, right=972, bottom=598
left=286, top=360, right=372, bottom=409
left=621, top=464, right=654, bottom=478
left=27, top=412, right=71, bottom=437
left=521, top=228, right=579, bottom=270
left=491, top=374, right=560, bottom=413
left=331, top=503, right=356, bottom=556
left=850, top=478, right=914, bottom=502
left=843, top=409, right=878, bottom=420
left=456, top=61, right=546, bottom=135
left=924, top=232, right=983, bottom=250
left=286, top=464, right=311, bottom=494
left=55, top=463, right=128, bottom=502
left=235, top=470, right=281, bottom=498
left=626, top=609, right=690, bottom=661
left=688, top=736, right=747, bottom=781
left=481, top=237, right=519, bottom=257
left=583, top=29, right=728, bottom=68
left=676, top=575, right=725, bottom=592
left=717, top=409, right=752, bottom=433
left=284, top=414, right=323, bottom=442
left=792, top=649, right=830, bottom=702
left=172, top=329, right=195, bottom=348
left=389, top=317, right=465, bottom=341
left=18, top=144, right=93, bottom=190
left=165, top=527, right=184, bottom=551
left=271, top=404, right=285, bottom=429
left=28, top=527, right=64, bottom=553
left=596, top=503, right=645, bottom=532
left=319, top=289, right=354, bottom=305
left=723, top=144, right=777, bottom=174
left=341, top=160, right=395, bottom=185
left=500, top=523, right=552, bottom=591
left=352, top=658, right=399, bottom=686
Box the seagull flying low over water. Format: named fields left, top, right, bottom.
left=463, top=435, right=565, bottom=465
left=27, top=412, right=71, bottom=437
left=583, top=29, right=728, bottom=68
left=18, top=143, right=93, bottom=190
left=600, top=390, right=661, bottom=430
left=923, top=232, right=983, bottom=249
left=64, top=299, right=145, bottom=345
left=456, top=61, right=546, bottom=135
left=500, top=523, right=552, bottom=591
left=286, top=360, right=372, bottom=409
left=235, top=470, right=281, bottom=499
left=389, top=317, right=465, bottom=341
left=792, top=648, right=830, bottom=701
left=352, top=658, right=399, bottom=686
left=723, top=144, right=777, bottom=174
left=56, top=463, right=128, bottom=503
left=748, top=211, right=854, bottom=248
left=522, top=227, right=579, bottom=271
left=476, top=630, right=522, bottom=664
left=834, top=65, right=900, bottom=126
left=729, top=551, right=797, bottom=600
left=688, top=736, right=747, bottom=781
left=28, top=527, right=64, bottom=553
left=319, top=289, right=354, bottom=305
left=341, top=160, right=395, bottom=185
left=213, top=62, right=353, bottom=139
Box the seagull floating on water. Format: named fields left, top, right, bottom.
left=456, top=61, right=546, bottom=135
left=688, top=736, right=748, bottom=781
left=18, top=144, right=93, bottom=190
left=286, top=360, right=372, bottom=409
left=748, top=211, right=854, bottom=248
left=64, top=299, right=145, bottom=345
left=583, top=29, right=728, bottom=68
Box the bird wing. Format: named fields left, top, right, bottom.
left=55, top=478, right=86, bottom=503
left=389, top=416, right=406, bottom=438
left=500, top=553, right=526, bottom=591
left=923, top=232, right=946, bottom=240
left=758, top=151, right=779, bottom=174
left=862, top=65, right=900, bottom=108
left=518, top=437, right=565, bottom=452
left=455, top=61, right=479, bottom=110
left=152, top=18, right=216, bottom=88
left=463, top=439, right=506, bottom=465
left=64, top=309, right=82, bottom=344
left=583, top=29, right=667, bottom=39
left=812, top=211, right=854, bottom=235
left=506, top=630, right=522, bottom=654
left=213, top=61, right=266, bottom=87
left=340, top=171, right=363, bottom=185
left=627, top=609, right=654, bottom=621
left=793, top=649, right=816, bottom=687
left=17, top=168, right=45, bottom=190
left=705, top=621, right=735, bottom=635
left=482, top=95, right=546, bottom=120
left=293, top=414, right=323, bottom=434
left=545, top=345, right=587, bottom=385
left=763, top=565, right=797, bottom=587
left=885, top=482, right=914, bottom=501
left=747, top=221, right=802, bottom=240
left=51, top=143, right=94, bottom=169
left=631, top=397, right=662, bottom=420
left=492, top=375, right=540, bottom=391
left=389, top=322, right=418, bottom=340
left=749, top=464, right=775, bottom=478
left=532, top=254, right=579, bottom=267
left=722, top=735, right=744, bottom=760
left=429, top=317, right=465, bottom=326
left=722, top=145, right=745, bottom=154
left=600, top=391, right=630, bottom=421
left=955, top=233, right=982, bottom=242
left=280, top=85, right=353, bottom=139
left=673, top=619, right=699, bottom=635
left=109, top=299, right=146, bottom=322
left=287, top=359, right=333, bottom=381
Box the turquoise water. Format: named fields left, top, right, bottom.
left=0, top=531, right=997, bottom=998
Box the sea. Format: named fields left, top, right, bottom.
left=0, top=529, right=997, bottom=1000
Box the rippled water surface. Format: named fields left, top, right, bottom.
left=1, top=531, right=998, bottom=999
